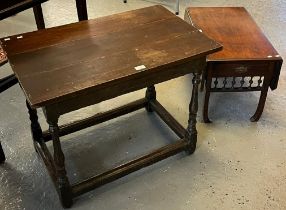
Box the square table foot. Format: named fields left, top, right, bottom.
left=0, top=142, right=5, bottom=163
left=58, top=181, right=73, bottom=208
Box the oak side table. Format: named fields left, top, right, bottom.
left=1, top=6, right=221, bottom=207
left=185, top=7, right=283, bottom=122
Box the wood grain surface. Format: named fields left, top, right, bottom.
left=1, top=5, right=221, bottom=108
left=185, top=7, right=281, bottom=61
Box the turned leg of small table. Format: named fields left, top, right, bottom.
left=75, top=0, right=88, bottom=21
left=47, top=116, right=73, bottom=208
left=250, top=87, right=269, bottom=122
left=203, top=89, right=211, bottom=123
left=200, top=68, right=207, bottom=92
left=203, top=68, right=212, bottom=123
left=33, top=5, right=45, bottom=30
left=185, top=73, right=201, bottom=154
left=145, top=85, right=156, bottom=112
left=0, top=142, right=5, bottom=163
left=26, top=100, right=44, bottom=152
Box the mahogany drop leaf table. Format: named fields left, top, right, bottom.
left=185, top=7, right=283, bottom=122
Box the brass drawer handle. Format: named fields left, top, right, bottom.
left=235, top=66, right=248, bottom=73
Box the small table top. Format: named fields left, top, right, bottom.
left=1, top=5, right=221, bottom=108
left=186, top=7, right=281, bottom=62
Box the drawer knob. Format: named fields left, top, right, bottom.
left=235, top=66, right=248, bottom=73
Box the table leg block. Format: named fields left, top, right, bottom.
left=145, top=85, right=156, bottom=112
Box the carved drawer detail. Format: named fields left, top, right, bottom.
left=211, top=62, right=269, bottom=77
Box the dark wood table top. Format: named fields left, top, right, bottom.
left=186, top=7, right=281, bottom=62
left=1, top=5, right=221, bottom=108
left=0, top=0, right=48, bottom=20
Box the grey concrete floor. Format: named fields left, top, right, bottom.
left=0, top=0, right=286, bottom=209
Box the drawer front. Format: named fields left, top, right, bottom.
left=210, top=61, right=271, bottom=77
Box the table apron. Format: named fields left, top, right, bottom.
left=44, top=57, right=206, bottom=117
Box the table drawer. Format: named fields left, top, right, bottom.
left=210, top=61, right=270, bottom=77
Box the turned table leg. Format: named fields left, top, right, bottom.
left=200, top=68, right=206, bottom=92
left=0, top=142, right=5, bottom=163
left=185, top=73, right=201, bottom=154
left=145, top=85, right=156, bottom=112
left=47, top=115, right=73, bottom=208
left=26, top=100, right=44, bottom=152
